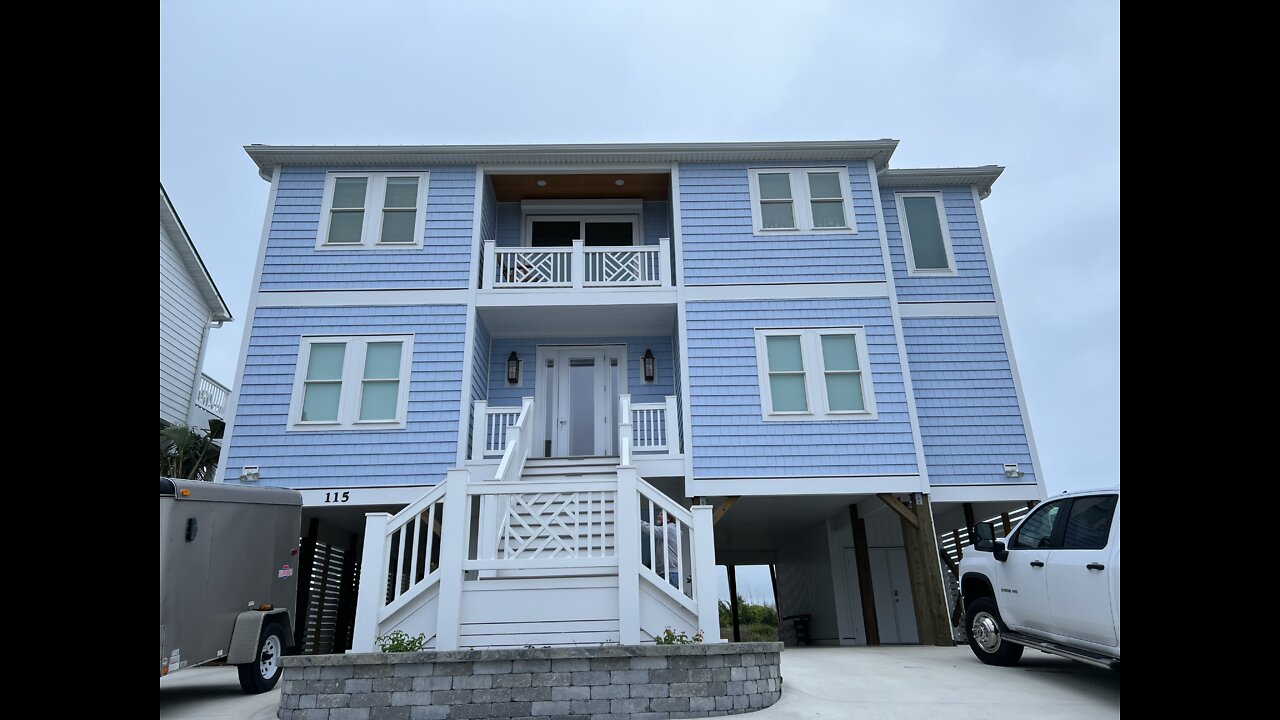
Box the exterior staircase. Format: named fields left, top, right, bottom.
left=350, top=398, right=719, bottom=650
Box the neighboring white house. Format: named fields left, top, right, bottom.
left=160, top=183, right=233, bottom=429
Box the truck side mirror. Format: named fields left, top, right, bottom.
left=972, top=521, right=1009, bottom=562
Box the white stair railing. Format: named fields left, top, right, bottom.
left=466, top=479, right=620, bottom=573
left=494, top=397, right=535, bottom=484
left=471, top=401, right=523, bottom=459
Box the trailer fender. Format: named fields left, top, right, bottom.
left=227, top=610, right=292, bottom=665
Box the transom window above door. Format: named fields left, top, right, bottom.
left=524, top=215, right=640, bottom=247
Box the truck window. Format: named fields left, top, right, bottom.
left=1011, top=500, right=1067, bottom=549
left=1061, top=494, right=1118, bottom=550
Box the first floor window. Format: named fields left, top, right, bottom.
left=755, top=328, right=876, bottom=421
left=290, top=335, right=413, bottom=430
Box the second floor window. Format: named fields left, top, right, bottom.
left=317, top=172, right=429, bottom=249
left=747, top=167, right=855, bottom=234
left=754, top=328, right=877, bottom=421
left=895, top=192, right=957, bottom=275
left=289, top=335, right=414, bottom=430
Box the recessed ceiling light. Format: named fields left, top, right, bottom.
left=615, top=179, right=625, bottom=186
left=536, top=179, right=547, bottom=187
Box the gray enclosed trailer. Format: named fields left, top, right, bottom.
left=159, top=478, right=302, bottom=693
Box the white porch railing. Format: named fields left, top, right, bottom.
left=619, top=395, right=680, bottom=460
left=470, top=401, right=523, bottom=459
left=483, top=238, right=671, bottom=289
left=467, top=479, right=619, bottom=571
left=493, top=397, right=535, bottom=484
left=195, top=374, right=230, bottom=417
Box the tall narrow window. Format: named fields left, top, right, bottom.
left=765, top=335, right=807, bottom=412
left=359, top=342, right=404, bottom=420
left=379, top=178, right=419, bottom=244
left=327, top=178, right=368, bottom=244
left=821, top=334, right=864, bottom=412
left=897, top=193, right=956, bottom=275
left=301, top=343, right=346, bottom=422
left=757, top=173, right=795, bottom=230
left=807, top=172, right=846, bottom=228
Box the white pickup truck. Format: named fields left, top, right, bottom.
left=959, top=488, right=1120, bottom=670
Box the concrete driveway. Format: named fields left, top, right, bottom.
left=159, top=646, right=1119, bottom=720
left=159, top=666, right=279, bottom=720
left=758, top=646, right=1120, bottom=719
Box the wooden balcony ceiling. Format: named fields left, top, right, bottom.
left=491, top=173, right=670, bottom=201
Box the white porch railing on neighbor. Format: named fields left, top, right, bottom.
left=483, top=238, right=671, bottom=289
left=471, top=401, right=523, bottom=459
left=195, top=374, right=230, bottom=417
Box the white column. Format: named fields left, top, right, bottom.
left=350, top=512, right=392, bottom=652
left=658, top=238, right=672, bottom=287
left=690, top=505, right=723, bottom=643
left=618, top=394, right=632, bottom=466
left=616, top=466, right=641, bottom=644
left=663, top=395, right=679, bottom=455
left=433, top=468, right=471, bottom=650
left=483, top=240, right=496, bottom=288
left=471, top=400, right=488, bottom=460
left=571, top=239, right=585, bottom=289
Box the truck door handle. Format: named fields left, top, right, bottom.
left=1029, top=560, right=1044, bottom=568
left=1086, top=563, right=1105, bottom=571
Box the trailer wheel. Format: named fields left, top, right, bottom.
left=237, top=621, right=287, bottom=693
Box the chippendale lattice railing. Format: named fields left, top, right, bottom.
left=483, top=238, right=671, bottom=289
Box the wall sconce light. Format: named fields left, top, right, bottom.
left=642, top=348, right=656, bottom=383
left=1003, top=463, right=1025, bottom=478
left=240, top=466, right=260, bottom=483
left=507, top=352, right=522, bottom=385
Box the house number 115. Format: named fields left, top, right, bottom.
left=323, top=491, right=351, bottom=503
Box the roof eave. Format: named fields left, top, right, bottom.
left=159, top=184, right=233, bottom=322
left=244, top=140, right=900, bottom=177
left=878, top=166, right=1005, bottom=199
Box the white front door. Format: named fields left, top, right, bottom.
left=539, top=346, right=625, bottom=457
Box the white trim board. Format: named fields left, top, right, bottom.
left=928, top=484, right=1042, bottom=503
left=687, top=474, right=927, bottom=497
left=897, top=302, right=999, bottom=318
left=477, top=288, right=678, bottom=307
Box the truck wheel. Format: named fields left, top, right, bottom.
left=965, top=597, right=1023, bottom=666
left=238, top=622, right=287, bottom=693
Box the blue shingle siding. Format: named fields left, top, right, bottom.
left=260, top=166, right=476, bottom=290
left=642, top=201, right=669, bottom=246
left=880, top=186, right=995, bottom=302
left=685, top=299, right=918, bottom=478
left=485, top=336, right=676, bottom=408
left=901, top=317, right=1034, bottom=486
left=495, top=202, right=520, bottom=247
left=471, top=317, right=491, bottom=404
left=479, top=177, right=496, bottom=248
left=223, top=304, right=467, bottom=487
left=678, top=162, right=884, bottom=285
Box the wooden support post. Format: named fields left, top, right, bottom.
left=713, top=496, right=739, bottom=524
left=1026, top=501, right=1037, bottom=510
left=727, top=564, right=741, bottom=642
left=888, top=494, right=956, bottom=647
left=1000, top=512, right=1012, bottom=536
left=769, top=563, right=780, bottom=617
left=939, top=547, right=958, bottom=576
left=848, top=504, right=880, bottom=646
left=877, top=493, right=919, bottom=528
left=963, top=503, right=977, bottom=537
left=294, top=517, right=320, bottom=651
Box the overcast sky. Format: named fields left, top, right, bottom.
left=161, top=1, right=1119, bottom=603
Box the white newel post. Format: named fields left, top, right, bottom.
left=351, top=512, right=392, bottom=652
left=483, top=240, right=496, bottom=288
left=616, top=465, right=641, bottom=644
left=659, top=238, right=672, bottom=286
left=618, top=394, right=632, bottom=466
left=433, top=468, right=471, bottom=650
left=690, top=505, right=723, bottom=643
left=664, top=395, right=679, bottom=456
left=571, top=239, right=585, bottom=289
left=471, top=400, right=487, bottom=460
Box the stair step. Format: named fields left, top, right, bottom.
left=525, top=457, right=619, bottom=467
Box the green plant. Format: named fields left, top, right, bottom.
left=160, top=419, right=224, bottom=481
left=653, top=627, right=704, bottom=644
left=375, top=630, right=426, bottom=653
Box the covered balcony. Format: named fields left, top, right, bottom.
left=466, top=304, right=685, bottom=480
left=479, top=172, right=675, bottom=292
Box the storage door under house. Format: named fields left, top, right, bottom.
left=295, top=529, right=361, bottom=655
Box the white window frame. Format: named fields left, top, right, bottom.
left=754, top=327, right=877, bottom=421
left=287, top=335, right=414, bottom=431
left=316, top=172, right=429, bottom=250
left=894, top=192, right=958, bottom=276
left=747, top=167, right=856, bottom=235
